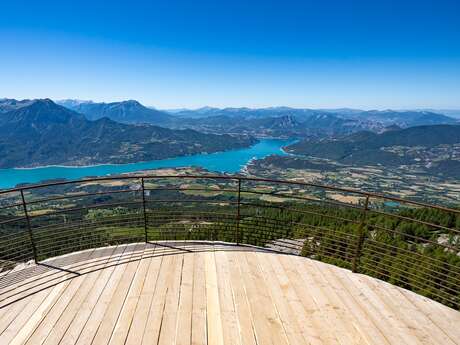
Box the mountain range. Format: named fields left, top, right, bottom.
left=57, top=99, right=173, bottom=125
left=166, top=105, right=456, bottom=124
left=169, top=107, right=457, bottom=138
left=2, top=97, right=459, bottom=177
left=171, top=112, right=368, bottom=137
left=58, top=100, right=457, bottom=138
left=0, top=99, right=256, bottom=168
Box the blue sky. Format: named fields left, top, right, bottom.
left=1, top=0, right=459, bottom=109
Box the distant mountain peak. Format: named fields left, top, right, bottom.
left=56, top=99, right=94, bottom=107
left=0, top=98, right=35, bottom=113
left=58, top=99, right=173, bottom=125
left=0, top=98, right=257, bottom=169
left=118, top=99, right=142, bottom=106
left=0, top=98, right=86, bottom=128
left=197, top=106, right=219, bottom=111
left=32, top=98, right=56, bottom=106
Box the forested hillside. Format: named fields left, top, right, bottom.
left=287, top=125, right=460, bottom=168
left=0, top=99, right=257, bottom=168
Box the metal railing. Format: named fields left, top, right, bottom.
left=0, top=174, right=459, bottom=309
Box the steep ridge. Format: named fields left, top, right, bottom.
left=0, top=99, right=256, bottom=168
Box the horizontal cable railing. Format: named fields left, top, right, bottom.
left=0, top=174, right=459, bottom=309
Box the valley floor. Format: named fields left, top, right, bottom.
left=247, top=157, right=460, bottom=206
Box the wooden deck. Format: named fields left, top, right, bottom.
left=0, top=242, right=459, bottom=345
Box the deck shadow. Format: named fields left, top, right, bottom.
left=0, top=241, right=277, bottom=308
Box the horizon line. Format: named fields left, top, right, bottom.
left=2, top=97, right=460, bottom=112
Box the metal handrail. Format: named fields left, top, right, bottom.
left=0, top=174, right=459, bottom=309
left=2, top=174, right=459, bottom=214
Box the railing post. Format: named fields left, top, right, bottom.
left=141, top=178, right=148, bottom=243
left=20, top=189, right=38, bottom=264
left=352, top=194, right=370, bottom=273
left=235, top=178, right=242, bottom=245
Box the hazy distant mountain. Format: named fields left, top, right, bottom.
left=0, top=98, right=36, bottom=113
left=56, top=100, right=458, bottom=137
left=56, top=99, right=93, bottom=109
left=168, top=113, right=362, bottom=138
left=0, top=99, right=256, bottom=168
left=169, top=106, right=327, bottom=120
left=167, top=106, right=222, bottom=118
left=179, top=114, right=302, bottom=130
left=340, top=109, right=457, bottom=127
left=19, top=99, right=459, bottom=140
left=318, top=108, right=364, bottom=115
left=418, top=109, right=460, bottom=119
left=165, top=106, right=456, bottom=137
left=58, top=99, right=174, bottom=125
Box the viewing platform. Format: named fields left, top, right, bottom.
left=1, top=242, right=459, bottom=345
left=1, top=175, right=459, bottom=344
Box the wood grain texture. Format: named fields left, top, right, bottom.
left=0, top=242, right=458, bottom=345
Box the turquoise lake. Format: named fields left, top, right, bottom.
left=0, top=139, right=295, bottom=189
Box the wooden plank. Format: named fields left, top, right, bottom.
left=191, top=251, right=208, bottom=345
left=108, top=244, right=156, bottom=345
left=0, top=281, right=58, bottom=345
left=3, top=243, right=459, bottom=345
left=254, top=252, right=310, bottom=345
left=0, top=248, right=95, bottom=301
left=89, top=243, right=146, bottom=345
left=277, top=254, right=341, bottom=345
left=0, top=266, right=52, bottom=308
left=265, top=253, right=324, bottom=345
left=22, top=247, right=124, bottom=345
left=399, top=287, right=460, bottom=344
left=75, top=244, right=141, bottom=345
left=364, top=274, right=457, bottom=345
left=0, top=249, right=95, bottom=332
left=8, top=278, right=69, bottom=345
left=124, top=244, right=164, bottom=345
left=58, top=244, right=137, bottom=345
left=214, top=250, right=241, bottom=345
left=175, top=251, right=194, bottom=345
left=40, top=246, right=120, bottom=345
left=334, top=266, right=420, bottom=345
left=10, top=246, right=128, bottom=345
left=433, top=300, right=460, bottom=325
left=350, top=272, right=425, bottom=345
left=1, top=246, right=116, bottom=345
left=157, top=248, right=184, bottom=345
left=204, top=248, right=224, bottom=345
left=237, top=251, right=288, bottom=345
left=0, top=259, right=39, bottom=291
left=0, top=246, right=117, bottom=313
left=141, top=244, right=179, bottom=345
left=0, top=280, right=48, bottom=335
left=359, top=275, right=429, bottom=344
left=290, top=255, right=366, bottom=345
left=318, top=263, right=391, bottom=345
left=225, top=250, right=257, bottom=345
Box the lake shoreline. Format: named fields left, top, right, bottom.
left=3, top=145, right=258, bottom=170
left=0, top=138, right=296, bottom=190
